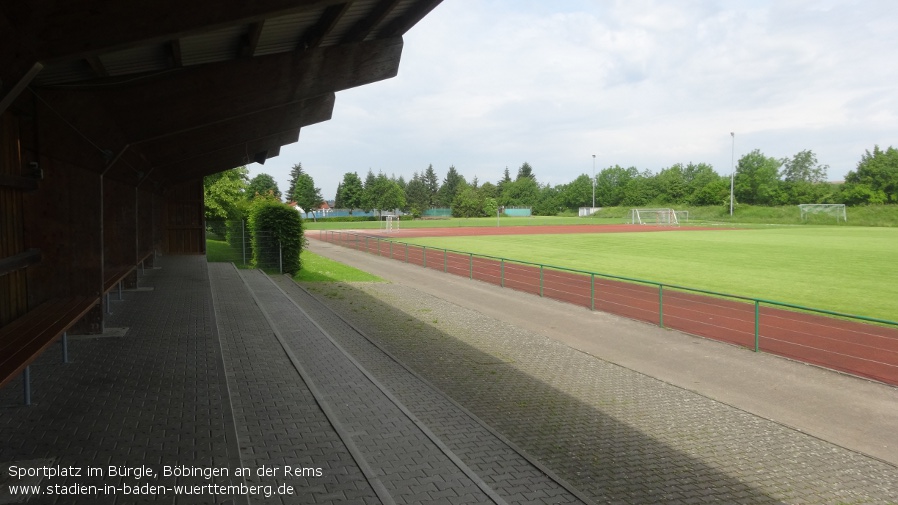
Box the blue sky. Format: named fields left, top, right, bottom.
left=250, top=0, right=898, bottom=200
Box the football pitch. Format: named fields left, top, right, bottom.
left=399, top=226, right=897, bottom=321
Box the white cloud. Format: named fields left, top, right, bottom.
left=256, top=0, right=898, bottom=199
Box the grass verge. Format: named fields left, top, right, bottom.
left=293, top=250, right=383, bottom=282
left=207, top=238, right=381, bottom=282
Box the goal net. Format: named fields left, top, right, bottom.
left=629, top=208, right=679, bottom=226
left=798, top=204, right=847, bottom=222
left=382, top=214, right=399, bottom=231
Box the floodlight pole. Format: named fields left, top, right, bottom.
left=592, top=154, right=596, bottom=209
left=729, top=132, right=735, bottom=216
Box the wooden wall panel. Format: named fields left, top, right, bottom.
left=20, top=104, right=103, bottom=306
left=164, top=180, right=205, bottom=254
left=0, top=111, right=27, bottom=327
left=103, top=177, right=136, bottom=270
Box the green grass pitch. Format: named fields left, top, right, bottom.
left=400, top=227, right=897, bottom=321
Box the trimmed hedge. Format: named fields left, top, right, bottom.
left=248, top=198, right=304, bottom=274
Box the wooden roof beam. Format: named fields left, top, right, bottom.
left=139, top=94, right=334, bottom=168
left=300, top=3, right=350, bottom=50
left=340, top=0, right=402, bottom=44
left=162, top=132, right=299, bottom=185
left=102, top=37, right=402, bottom=143
left=378, top=0, right=443, bottom=38
left=0, top=1, right=348, bottom=63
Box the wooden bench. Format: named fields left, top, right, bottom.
left=0, top=297, right=98, bottom=404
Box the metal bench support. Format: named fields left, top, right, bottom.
left=23, top=366, right=31, bottom=406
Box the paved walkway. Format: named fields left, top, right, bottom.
left=3, top=250, right=898, bottom=504
left=210, top=264, right=583, bottom=505
left=303, top=237, right=898, bottom=504
left=1, top=256, right=584, bottom=505
left=0, top=256, right=243, bottom=504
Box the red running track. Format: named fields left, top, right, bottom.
left=316, top=228, right=898, bottom=386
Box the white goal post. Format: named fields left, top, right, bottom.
left=629, top=208, right=679, bottom=226
left=382, top=214, right=399, bottom=231
left=798, top=204, right=847, bottom=222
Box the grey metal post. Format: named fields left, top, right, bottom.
left=279, top=241, right=283, bottom=274
left=62, top=332, right=69, bottom=363
left=23, top=366, right=31, bottom=406
left=242, top=220, right=247, bottom=266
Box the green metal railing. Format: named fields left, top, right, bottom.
left=321, top=228, right=898, bottom=333
left=319, top=229, right=898, bottom=384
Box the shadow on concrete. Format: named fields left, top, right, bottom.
left=286, top=278, right=790, bottom=505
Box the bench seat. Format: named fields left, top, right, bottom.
left=0, top=296, right=98, bottom=389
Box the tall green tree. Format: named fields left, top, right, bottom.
left=499, top=177, right=539, bottom=207
left=842, top=145, right=898, bottom=204
left=404, top=172, right=430, bottom=216
left=654, top=164, right=688, bottom=204
left=559, top=174, right=593, bottom=210
left=682, top=163, right=720, bottom=204
left=497, top=166, right=512, bottom=196
left=437, top=165, right=466, bottom=207
left=516, top=162, right=535, bottom=181
left=595, top=165, right=639, bottom=207
left=204, top=166, right=248, bottom=220
left=377, top=179, right=407, bottom=213
left=620, top=170, right=658, bottom=207
left=780, top=150, right=830, bottom=204
left=285, top=163, right=304, bottom=200
left=336, top=172, right=364, bottom=214
left=781, top=150, right=828, bottom=184
left=293, top=173, right=323, bottom=219
left=422, top=164, right=440, bottom=207
left=451, top=183, right=481, bottom=217
left=333, top=182, right=343, bottom=208
left=361, top=169, right=378, bottom=212
left=479, top=181, right=499, bottom=200
left=533, top=184, right=562, bottom=216
left=734, top=150, right=783, bottom=205
left=246, top=173, right=281, bottom=200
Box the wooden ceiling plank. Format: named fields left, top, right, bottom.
left=1, top=0, right=349, bottom=63
left=300, top=3, right=351, bottom=50
left=340, top=0, right=403, bottom=44
left=378, top=0, right=443, bottom=38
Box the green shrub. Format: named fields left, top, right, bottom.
left=248, top=197, right=304, bottom=274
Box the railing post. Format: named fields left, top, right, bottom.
left=62, top=332, right=69, bottom=363
left=754, top=300, right=760, bottom=352
left=23, top=366, right=31, bottom=406
left=500, top=259, right=505, bottom=287
left=279, top=240, right=283, bottom=274
left=444, top=250, right=448, bottom=272
left=423, top=246, right=427, bottom=268
left=658, top=284, right=664, bottom=328
left=405, top=243, right=409, bottom=263
left=390, top=241, right=393, bottom=258
left=469, top=253, right=473, bottom=279
left=591, top=273, right=595, bottom=311
left=242, top=219, right=246, bottom=266
left=539, top=265, right=544, bottom=297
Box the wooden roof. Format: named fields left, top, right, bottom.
left=0, top=0, right=442, bottom=188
